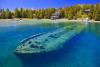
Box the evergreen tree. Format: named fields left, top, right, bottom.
left=5, top=9, right=12, bottom=19
left=0, top=9, right=6, bottom=19
left=93, top=4, right=100, bottom=21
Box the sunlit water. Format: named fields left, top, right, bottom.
left=0, top=22, right=100, bottom=67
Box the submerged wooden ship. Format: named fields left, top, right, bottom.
left=15, top=24, right=86, bottom=54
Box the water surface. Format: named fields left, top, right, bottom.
left=0, top=22, right=100, bottom=67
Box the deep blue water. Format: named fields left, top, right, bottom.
left=0, top=22, right=100, bottom=67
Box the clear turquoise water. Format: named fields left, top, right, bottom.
left=0, top=22, right=100, bottom=67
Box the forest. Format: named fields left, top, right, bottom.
left=0, top=4, right=100, bottom=21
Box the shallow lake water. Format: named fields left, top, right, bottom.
left=0, top=22, right=100, bottom=67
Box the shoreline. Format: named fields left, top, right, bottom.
left=0, top=19, right=100, bottom=27
left=0, top=19, right=100, bottom=22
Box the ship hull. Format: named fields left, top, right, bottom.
left=14, top=24, right=86, bottom=67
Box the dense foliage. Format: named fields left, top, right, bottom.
left=0, top=4, right=100, bottom=21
